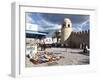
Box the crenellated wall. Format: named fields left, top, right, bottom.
left=65, top=30, right=90, bottom=48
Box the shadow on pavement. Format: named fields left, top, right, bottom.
left=79, top=59, right=90, bottom=64
left=71, top=51, right=89, bottom=56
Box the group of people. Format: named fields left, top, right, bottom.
left=80, top=43, right=89, bottom=53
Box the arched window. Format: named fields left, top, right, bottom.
left=68, top=24, right=70, bottom=28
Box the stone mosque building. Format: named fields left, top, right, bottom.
left=59, top=18, right=89, bottom=48
left=26, top=18, right=89, bottom=50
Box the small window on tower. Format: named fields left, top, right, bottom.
left=68, top=24, right=70, bottom=27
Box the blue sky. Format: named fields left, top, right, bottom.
left=26, top=12, right=90, bottom=33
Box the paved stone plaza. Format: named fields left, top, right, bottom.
left=25, top=48, right=89, bottom=67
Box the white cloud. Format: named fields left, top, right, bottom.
left=44, top=24, right=62, bottom=30
left=80, top=19, right=89, bottom=30
left=26, top=13, right=61, bottom=31
left=26, top=13, right=35, bottom=24
left=73, top=19, right=89, bottom=32
left=73, top=27, right=82, bottom=32
left=40, top=17, right=57, bottom=27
